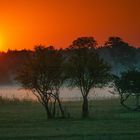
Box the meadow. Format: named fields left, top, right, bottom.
left=0, top=97, right=140, bottom=140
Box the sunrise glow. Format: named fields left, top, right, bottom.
left=0, top=35, right=4, bottom=51
left=0, top=0, right=140, bottom=51
left=0, top=1, right=140, bottom=138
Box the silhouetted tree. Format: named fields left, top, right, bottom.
left=103, top=37, right=136, bottom=74
left=16, top=46, right=65, bottom=119
left=135, top=48, right=140, bottom=69
left=65, top=37, right=111, bottom=118
left=110, top=68, right=140, bottom=110
left=0, top=50, right=31, bottom=84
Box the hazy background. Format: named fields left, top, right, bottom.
left=0, top=46, right=139, bottom=100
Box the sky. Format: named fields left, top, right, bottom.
left=0, top=0, right=140, bottom=51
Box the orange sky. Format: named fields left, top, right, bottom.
left=0, top=0, right=140, bottom=51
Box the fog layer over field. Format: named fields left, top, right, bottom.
left=0, top=85, right=118, bottom=101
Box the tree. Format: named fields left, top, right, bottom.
left=135, top=48, right=140, bottom=69
left=16, top=46, right=65, bottom=119
left=110, top=68, right=140, bottom=110
left=65, top=37, right=111, bottom=118
left=0, top=49, right=31, bottom=84
left=104, top=37, right=136, bottom=74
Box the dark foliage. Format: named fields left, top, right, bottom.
left=64, top=37, right=111, bottom=118
left=16, top=46, right=65, bottom=119
left=110, top=68, right=140, bottom=110
left=98, top=37, right=137, bottom=74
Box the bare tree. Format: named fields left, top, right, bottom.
left=16, top=46, right=65, bottom=119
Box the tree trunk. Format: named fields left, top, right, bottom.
left=57, top=98, right=65, bottom=118
left=136, top=94, right=140, bottom=109
left=53, top=99, right=56, bottom=117
left=120, top=94, right=131, bottom=110
left=82, top=96, right=89, bottom=118
left=45, top=104, right=53, bottom=119
left=120, top=99, right=130, bottom=110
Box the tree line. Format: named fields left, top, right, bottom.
left=0, top=36, right=140, bottom=119
left=0, top=36, right=139, bottom=85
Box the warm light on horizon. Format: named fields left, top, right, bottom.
left=0, top=35, right=5, bottom=51
left=0, top=0, right=140, bottom=51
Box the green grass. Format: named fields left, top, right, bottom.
left=0, top=98, right=140, bottom=140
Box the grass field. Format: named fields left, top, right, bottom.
left=0, top=97, right=140, bottom=140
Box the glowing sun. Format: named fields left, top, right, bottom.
left=0, top=36, right=5, bottom=51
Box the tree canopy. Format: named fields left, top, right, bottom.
left=111, top=68, right=140, bottom=110
left=16, top=46, right=65, bottom=119
left=64, top=37, right=111, bottom=117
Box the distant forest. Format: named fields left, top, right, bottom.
left=0, top=37, right=140, bottom=85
